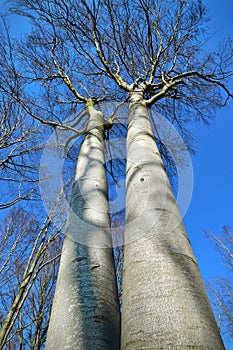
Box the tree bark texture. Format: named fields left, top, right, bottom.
left=121, top=92, right=225, bottom=350
left=45, top=106, right=120, bottom=350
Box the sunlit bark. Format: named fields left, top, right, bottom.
left=45, top=103, right=120, bottom=350
left=121, top=91, right=225, bottom=350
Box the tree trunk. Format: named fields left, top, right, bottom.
left=45, top=105, right=120, bottom=350
left=121, top=92, right=225, bottom=350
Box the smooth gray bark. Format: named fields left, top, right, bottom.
left=121, top=92, right=225, bottom=350
left=46, top=105, right=120, bottom=350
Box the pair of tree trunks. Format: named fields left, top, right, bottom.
left=46, top=97, right=224, bottom=349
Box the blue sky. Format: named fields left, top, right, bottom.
left=1, top=0, right=233, bottom=348
left=184, top=0, right=233, bottom=281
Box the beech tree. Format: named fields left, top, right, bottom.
left=0, top=0, right=232, bottom=348
left=45, top=101, right=120, bottom=349
left=0, top=17, right=121, bottom=350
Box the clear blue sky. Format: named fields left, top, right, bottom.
left=184, top=0, right=233, bottom=285
left=1, top=0, right=233, bottom=348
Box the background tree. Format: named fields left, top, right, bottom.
left=206, top=226, right=233, bottom=343
left=0, top=205, right=63, bottom=349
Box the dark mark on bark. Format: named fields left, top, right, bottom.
left=91, top=264, right=100, bottom=270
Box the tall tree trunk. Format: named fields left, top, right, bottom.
left=121, top=92, right=225, bottom=349
left=46, top=104, right=120, bottom=350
